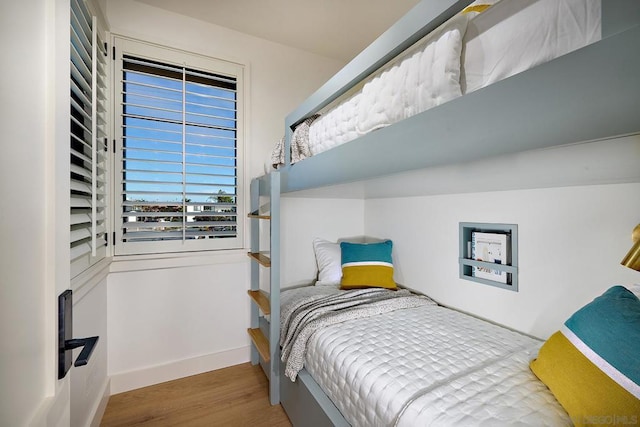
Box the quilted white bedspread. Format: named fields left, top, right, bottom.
left=283, top=288, right=570, bottom=426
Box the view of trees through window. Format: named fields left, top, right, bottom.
left=121, top=56, right=238, bottom=243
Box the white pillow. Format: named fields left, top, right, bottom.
left=627, top=283, right=640, bottom=299
left=312, top=238, right=342, bottom=286
left=461, top=0, right=601, bottom=94
left=356, top=11, right=469, bottom=135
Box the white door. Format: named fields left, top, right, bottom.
left=1, top=0, right=73, bottom=424
left=3, top=0, right=110, bottom=424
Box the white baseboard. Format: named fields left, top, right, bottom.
left=90, top=378, right=111, bottom=427
left=109, top=346, right=250, bottom=395
left=29, top=378, right=70, bottom=427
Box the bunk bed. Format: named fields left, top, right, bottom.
left=247, top=0, right=640, bottom=425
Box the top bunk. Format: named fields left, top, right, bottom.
left=262, top=0, right=640, bottom=194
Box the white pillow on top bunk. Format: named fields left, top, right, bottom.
left=461, top=0, right=601, bottom=94
left=356, top=12, right=471, bottom=135
left=304, top=1, right=497, bottom=156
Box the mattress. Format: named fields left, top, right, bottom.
left=281, top=287, right=571, bottom=427
left=305, top=0, right=601, bottom=157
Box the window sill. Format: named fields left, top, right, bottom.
left=109, top=249, right=249, bottom=274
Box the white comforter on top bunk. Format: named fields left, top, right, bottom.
left=308, top=10, right=469, bottom=156
left=281, top=287, right=571, bottom=427
left=304, top=0, right=601, bottom=158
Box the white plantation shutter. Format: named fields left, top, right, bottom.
left=70, top=0, right=108, bottom=277
left=114, top=38, right=244, bottom=255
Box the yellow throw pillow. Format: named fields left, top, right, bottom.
left=530, top=286, right=640, bottom=426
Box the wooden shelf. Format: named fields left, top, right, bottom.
left=248, top=211, right=271, bottom=220
left=247, top=328, right=270, bottom=362
left=247, top=252, right=271, bottom=267
left=247, top=290, right=270, bottom=315
left=248, top=203, right=271, bottom=219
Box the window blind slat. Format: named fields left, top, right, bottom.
left=71, top=62, right=92, bottom=102
left=70, top=236, right=106, bottom=261
left=125, top=57, right=237, bottom=87
left=123, top=190, right=237, bottom=198
left=70, top=0, right=108, bottom=276
left=70, top=227, right=91, bottom=243
left=71, top=212, right=91, bottom=226
left=71, top=195, right=91, bottom=208
left=123, top=113, right=236, bottom=132
left=71, top=74, right=92, bottom=106
left=70, top=163, right=92, bottom=179
left=71, top=0, right=92, bottom=42
left=70, top=26, right=91, bottom=72
left=123, top=229, right=236, bottom=241
left=122, top=211, right=238, bottom=218
left=71, top=97, right=91, bottom=123
left=70, top=44, right=92, bottom=89
left=123, top=200, right=236, bottom=207
left=71, top=180, right=92, bottom=194
left=71, top=241, right=92, bottom=260
left=70, top=144, right=92, bottom=165
left=71, top=114, right=92, bottom=139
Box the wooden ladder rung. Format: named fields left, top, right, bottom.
left=248, top=212, right=271, bottom=220
left=247, top=290, right=270, bottom=315
left=247, top=252, right=271, bottom=267
left=247, top=328, right=270, bottom=362
left=248, top=203, right=271, bottom=219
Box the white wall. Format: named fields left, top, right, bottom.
left=107, top=255, right=250, bottom=393
left=0, top=0, right=50, bottom=423
left=103, top=0, right=344, bottom=392
left=365, top=182, right=640, bottom=339
left=280, top=197, right=366, bottom=288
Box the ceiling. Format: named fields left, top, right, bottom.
left=135, top=0, right=422, bottom=62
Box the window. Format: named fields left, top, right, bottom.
left=113, top=37, right=245, bottom=255
left=70, top=0, right=108, bottom=278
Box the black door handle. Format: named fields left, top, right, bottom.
left=64, top=336, right=99, bottom=367
left=58, top=290, right=100, bottom=379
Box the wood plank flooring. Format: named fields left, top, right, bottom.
left=101, top=363, right=292, bottom=427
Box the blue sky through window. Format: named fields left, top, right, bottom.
left=122, top=62, right=237, bottom=205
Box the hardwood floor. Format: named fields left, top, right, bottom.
left=101, top=363, right=292, bottom=427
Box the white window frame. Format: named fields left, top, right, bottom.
left=112, top=36, right=245, bottom=255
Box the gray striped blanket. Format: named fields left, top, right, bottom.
left=280, top=288, right=435, bottom=381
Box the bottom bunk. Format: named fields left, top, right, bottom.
left=280, top=364, right=348, bottom=427
left=277, top=285, right=640, bottom=426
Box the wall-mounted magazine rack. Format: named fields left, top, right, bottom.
left=459, top=222, right=518, bottom=292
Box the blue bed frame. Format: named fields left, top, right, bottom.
left=249, top=0, right=640, bottom=425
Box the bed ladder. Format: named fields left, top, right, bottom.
left=247, top=172, right=281, bottom=405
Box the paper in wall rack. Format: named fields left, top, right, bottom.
left=458, top=222, right=518, bottom=292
